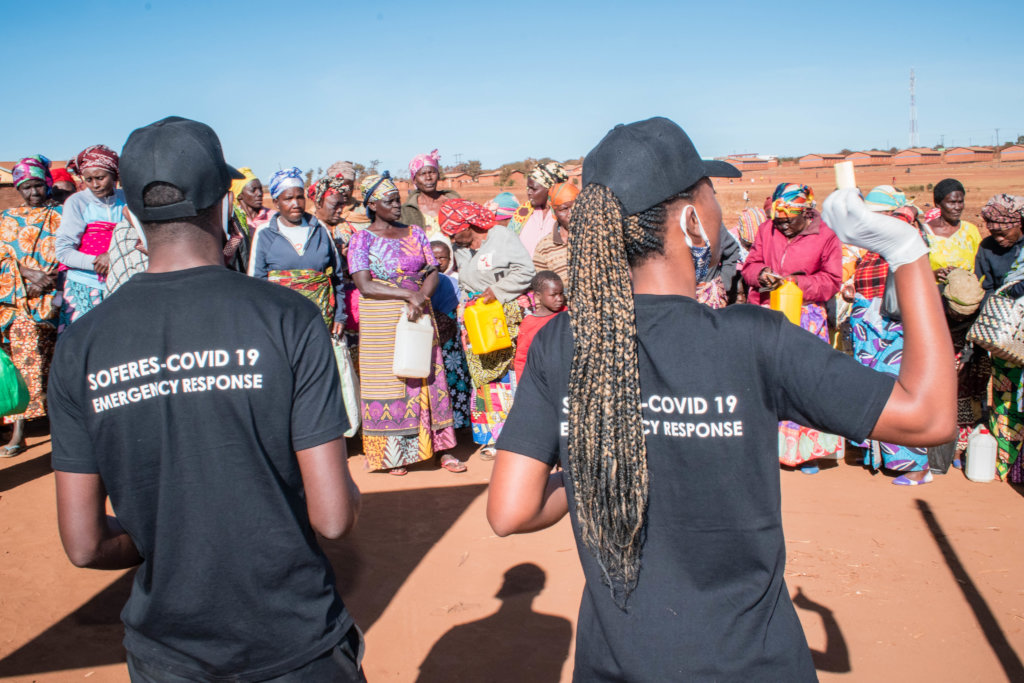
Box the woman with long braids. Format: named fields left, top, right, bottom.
left=487, top=117, right=956, bottom=680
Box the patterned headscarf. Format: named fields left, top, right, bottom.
left=439, top=199, right=496, bottom=236
left=484, top=191, right=520, bottom=221
left=530, top=161, right=569, bottom=188
left=736, top=207, right=767, bottom=246
left=67, top=145, right=119, bottom=179
left=326, top=160, right=356, bottom=181
left=308, top=176, right=352, bottom=204
left=890, top=206, right=918, bottom=226
left=231, top=167, right=259, bottom=199
left=268, top=167, right=305, bottom=200
left=12, top=155, right=53, bottom=188
left=980, top=194, right=1024, bottom=226
left=770, top=183, right=815, bottom=219
left=409, top=149, right=441, bottom=180
left=863, top=185, right=907, bottom=212
left=359, top=172, right=398, bottom=207
left=50, top=167, right=75, bottom=187
left=548, top=182, right=579, bottom=207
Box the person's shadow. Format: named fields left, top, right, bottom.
left=416, top=563, right=572, bottom=683
left=792, top=587, right=851, bottom=673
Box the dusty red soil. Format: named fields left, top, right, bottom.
left=2, top=424, right=1023, bottom=682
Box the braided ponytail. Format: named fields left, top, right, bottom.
left=567, top=183, right=694, bottom=607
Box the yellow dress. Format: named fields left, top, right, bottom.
left=925, top=221, right=981, bottom=273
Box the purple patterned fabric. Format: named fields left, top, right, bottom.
left=347, top=225, right=438, bottom=289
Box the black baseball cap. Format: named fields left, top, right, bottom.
left=120, top=116, right=243, bottom=222
left=582, top=117, right=741, bottom=216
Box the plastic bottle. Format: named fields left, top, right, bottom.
left=464, top=299, right=512, bottom=354
left=770, top=280, right=803, bottom=325
left=392, top=313, right=434, bottom=378
left=966, top=426, right=997, bottom=483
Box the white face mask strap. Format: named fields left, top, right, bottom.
left=681, top=205, right=710, bottom=249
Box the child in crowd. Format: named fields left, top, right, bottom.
left=431, top=240, right=456, bottom=279
left=514, top=271, right=566, bottom=382
left=430, top=240, right=473, bottom=431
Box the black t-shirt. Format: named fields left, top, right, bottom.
left=49, top=266, right=352, bottom=680
left=497, top=295, right=894, bottom=682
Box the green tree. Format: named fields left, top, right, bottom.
left=1017, top=134, right=1024, bottom=145
left=465, top=160, right=482, bottom=179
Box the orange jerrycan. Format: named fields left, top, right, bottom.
left=769, top=280, right=803, bottom=325
left=464, top=299, right=512, bottom=354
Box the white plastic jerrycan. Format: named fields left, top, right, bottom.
left=392, top=312, right=434, bottom=378
left=966, top=426, right=997, bottom=483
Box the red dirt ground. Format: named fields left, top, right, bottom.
left=2, top=426, right=1023, bottom=682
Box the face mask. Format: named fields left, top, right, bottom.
left=681, top=205, right=712, bottom=281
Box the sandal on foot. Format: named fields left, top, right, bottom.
left=440, top=454, right=467, bottom=473
left=893, top=471, right=933, bottom=486
left=388, top=467, right=408, bottom=476
left=0, top=444, right=25, bottom=458
left=478, top=446, right=497, bottom=461
left=799, top=463, right=819, bottom=475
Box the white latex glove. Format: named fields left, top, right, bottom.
left=822, top=188, right=929, bottom=270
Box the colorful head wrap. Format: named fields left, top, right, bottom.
left=770, top=183, right=815, bottom=219
left=67, top=145, right=119, bottom=179
left=933, top=178, right=965, bottom=204
left=268, top=167, right=305, bottom=200
left=484, top=191, right=520, bottom=221
left=409, top=149, right=441, bottom=180
left=359, top=172, right=398, bottom=207
left=890, top=206, right=918, bottom=226
left=736, top=207, right=767, bottom=246
left=530, top=161, right=569, bottom=188
left=231, top=166, right=259, bottom=199
left=923, top=207, right=941, bottom=223
left=548, top=182, right=579, bottom=207
left=12, top=155, right=52, bottom=188
left=50, top=167, right=76, bottom=187
left=863, top=185, right=907, bottom=212
left=980, top=194, right=1024, bottom=226
left=326, top=160, right=356, bottom=182
left=439, top=199, right=496, bottom=237
left=309, top=176, right=352, bottom=204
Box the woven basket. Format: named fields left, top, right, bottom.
left=967, top=282, right=1024, bottom=364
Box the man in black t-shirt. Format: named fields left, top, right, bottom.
left=49, top=117, right=365, bottom=681
left=487, top=118, right=956, bottom=681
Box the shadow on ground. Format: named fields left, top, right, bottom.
left=0, top=449, right=53, bottom=493
left=416, top=563, right=572, bottom=682
left=792, top=587, right=851, bottom=673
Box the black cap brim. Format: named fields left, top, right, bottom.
left=227, top=164, right=244, bottom=180
left=703, top=159, right=742, bottom=178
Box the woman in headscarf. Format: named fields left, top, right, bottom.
left=847, top=197, right=932, bottom=483
left=0, top=157, right=62, bottom=456
left=49, top=168, right=78, bottom=205
left=56, top=145, right=126, bottom=331
left=248, top=168, right=346, bottom=335
left=741, top=183, right=844, bottom=472
left=975, top=194, right=1024, bottom=482
left=400, top=150, right=460, bottom=239
left=532, top=182, right=578, bottom=283
left=484, top=191, right=520, bottom=227
left=223, top=167, right=270, bottom=272
left=923, top=178, right=987, bottom=459
left=440, top=198, right=535, bottom=460
left=309, top=168, right=365, bottom=256
left=348, top=172, right=461, bottom=475
left=508, top=162, right=569, bottom=256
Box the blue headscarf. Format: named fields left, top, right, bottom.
left=268, top=167, right=304, bottom=200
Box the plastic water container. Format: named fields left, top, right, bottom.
left=464, top=299, right=512, bottom=354
left=770, top=280, right=803, bottom=325
left=966, top=426, right=997, bottom=483
left=392, top=313, right=434, bottom=378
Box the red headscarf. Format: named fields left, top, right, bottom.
left=67, top=144, right=119, bottom=179
left=50, top=167, right=76, bottom=186
left=439, top=199, right=496, bottom=236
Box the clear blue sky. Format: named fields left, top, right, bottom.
left=3, top=0, right=1021, bottom=182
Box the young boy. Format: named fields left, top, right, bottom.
left=514, top=271, right=566, bottom=382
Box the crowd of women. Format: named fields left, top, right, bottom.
left=3, top=148, right=1022, bottom=487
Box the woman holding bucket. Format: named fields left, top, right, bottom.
left=439, top=198, right=535, bottom=460
left=741, top=183, right=843, bottom=472
left=347, top=173, right=461, bottom=475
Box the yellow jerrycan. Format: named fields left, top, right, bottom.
left=769, top=280, right=803, bottom=325
left=464, top=299, right=512, bottom=354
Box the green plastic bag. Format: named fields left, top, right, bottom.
left=0, top=348, right=29, bottom=417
